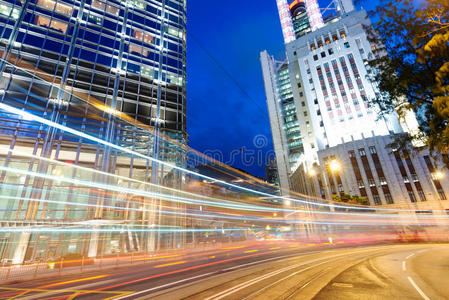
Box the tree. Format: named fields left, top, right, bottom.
left=361, top=0, right=449, bottom=166
left=332, top=194, right=370, bottom=205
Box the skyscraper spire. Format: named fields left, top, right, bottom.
left=276, top=0, right=296, bottom=44
left=304, top=0, right=324, bottom=31
left=277, top=0, right=325, bottom=45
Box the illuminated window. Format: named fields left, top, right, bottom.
left=340, top=29, right=346, bottom=39
left=129, top=44, right=149, bottom=57
left=91, top=0, right=105, bottom=10
left=128, top=0, right=146, bottom=10
left=141, top=66, right=155, bottom=79
left=0, top=3, right=20, bottom=19
left=35, top=15, right=68, bottom=33
left=165, top=72, right=183, bottom=86
left=37, top=0, right=72, bottom=16
left=91, top=0, right=119, bottom=16
left=106, top=5, right=119, bottom=15
left=164, top=25, right=183, bottom=39
left=133, top=30, right=154, bottom=44
left=82, top=12, right=102, bottom=25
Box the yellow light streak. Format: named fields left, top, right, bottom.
left=154, top=261, right=187, bottom=268
left=221, top=246, right=245, bottom=250
left=136, top=254, right=181, bottom=261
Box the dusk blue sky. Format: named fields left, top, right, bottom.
left=186, top=0, right=378, bottom=177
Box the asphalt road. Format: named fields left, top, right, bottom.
left=0, top=242, right=448, bottom=299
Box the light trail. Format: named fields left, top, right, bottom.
left=0, top=102, right=441, bottom=213
left=0, top=193, right=444, bottom=228
left=0, top=146, right=262, bottom=210
left=0, top=165, right=281, bottom=213
left=2, top=179, right=448, bottom=222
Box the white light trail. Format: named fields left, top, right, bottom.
left=0, top=102, right=443, bottom=214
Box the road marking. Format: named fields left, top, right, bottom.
left=205, top=249, right=371, bottom=300
left=402, top=261, right=407, bottom=271
left=408, top=276, right=430, bottom=300
left=2, top=275, right=109, bottom=299
left=406, top=253, right=415, bottom=260
left=154, top=261, right=186, bottom=268
left=209, top=256, right=216, bottom=259
left=17, top=280, right=122, bottom=300
left=284, top=267, right=331, bottom=300
left=244, top=250, right=258, bottom=253
left=332, top=283, right=353, bottom=288
left=242, top=261, right=335, bottom=300
left=206, top=247, right=392, bottom=300
left=95, top=247, right=383, bottom=299
left=115, top=250, right=325, bottom=299
left=289, top=245, right=299, bottom=248
left=136, top=254, right=181, bottom=261
left=269, top=247, right=281, bottom=250
left=221, top=250, right=321, bottom=272
left=44, top=275, right=108, bottom=288
left=113, top=272, right=216, bottom=300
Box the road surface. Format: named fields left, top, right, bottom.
left=0, top=242, right=448, bottom=299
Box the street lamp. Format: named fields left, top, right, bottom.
left=308, top=168, right=317, bottom=177
left=329, top=160, right=341, bottom=172
left=433, top=171, right=444, bottom=180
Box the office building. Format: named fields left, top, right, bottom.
left=261, top=0, right=449, bottom=209
left=0, top=0, right=187, bottom=263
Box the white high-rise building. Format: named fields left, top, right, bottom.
left=261, top=0, right=449, bottom=209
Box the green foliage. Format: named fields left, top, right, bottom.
left=363, top=0, right=449, bottom=166
left=332, top=194, right=370, bottom=205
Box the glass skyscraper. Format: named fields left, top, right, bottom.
left=0, top=0, right=188, bottom=263
left=0, top=0, right=186, bottom=138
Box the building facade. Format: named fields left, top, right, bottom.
left=0, top=0, right=186, bottom=138
left=315, top=135, right=449, bottom=209
left=261, top=0, right=449, bottom=209
left=0, top=0, right=187, bottom=263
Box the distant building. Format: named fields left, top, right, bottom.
left=265, top=158, right=279, bottom=185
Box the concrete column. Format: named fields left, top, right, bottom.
left=12, top=232, right=31, bottom=264
left=88, top=229, right=99, bottom=258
